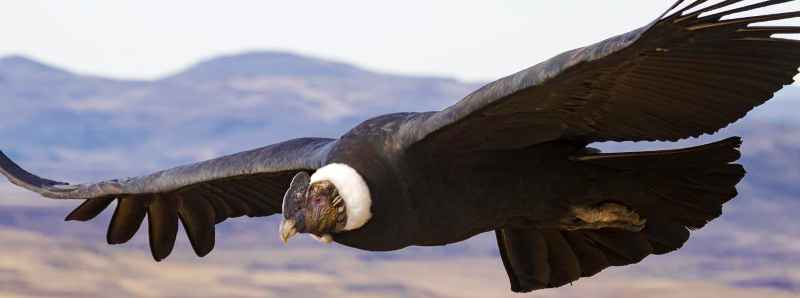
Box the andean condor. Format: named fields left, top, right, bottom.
left=2, top=0, right=799, bottom=293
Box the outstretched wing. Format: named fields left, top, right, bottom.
left=0, top=138, right=335, bottom=261
left=401, top=0, right=800, bottom=153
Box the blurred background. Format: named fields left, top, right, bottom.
left=1, top=1, right=799, bottom=297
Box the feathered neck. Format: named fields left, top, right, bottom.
left=309, top=163, right=372, bottom=231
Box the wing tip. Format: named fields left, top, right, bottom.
left=0, top=150, right=68, bottom=190
left=64, top=213, right=81, bottom=222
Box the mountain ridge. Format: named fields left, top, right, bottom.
left=0, top=51, right=474, bottom=84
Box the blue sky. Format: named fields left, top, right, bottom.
left=3, top=1, right=797, bottom=82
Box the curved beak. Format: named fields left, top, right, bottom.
left=279, top=219, right=298, bottom=244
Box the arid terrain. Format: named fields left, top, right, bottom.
left=0, top=222, right=798, bottom=298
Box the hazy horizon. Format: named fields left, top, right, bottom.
left=3, top=1, right=798, bottom=83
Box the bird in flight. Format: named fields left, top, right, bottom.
left=2, top=0, right=799, bottom=293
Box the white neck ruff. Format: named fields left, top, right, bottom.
left=309, top=163, right=372, bottom=231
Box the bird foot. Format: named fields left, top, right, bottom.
left=561, top=202, right=646, bottom=232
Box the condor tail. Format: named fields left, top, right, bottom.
left=497, top=137, right=745, bottom=292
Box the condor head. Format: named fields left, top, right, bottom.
left=280, top=164, right=372, bottom=244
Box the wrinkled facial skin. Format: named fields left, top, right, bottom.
left=281, top=172, right=346, bottom=244
left=303, top=181, right=346, bottom=235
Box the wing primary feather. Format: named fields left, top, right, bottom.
left=661, top=0, right=692, bottom=20
left=673, top=0, right=715, bottom=17
left=106, top=196, right=148, bottom=245
left=176, top=194, right=216, bottom=257
left=675, top=0, right=749, bottom=22
left=147, top=194, right=179, bottom=262
left=698, top=0, right=795, bottom=22
left=65, top=197, right=115, bottom=221
left=688, top=11, right=800, bottom=31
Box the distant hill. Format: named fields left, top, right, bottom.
left=0, top=52, right=480, bottom=187
left=166, top=52, right=371, bottom=81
